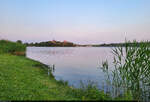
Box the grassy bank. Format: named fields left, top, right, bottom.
left=0, top=40, right=26, bottom=55
left=0, top=40, right=111, bottom=100
left=0, top=54, right=112, bottom=100
left=0, top=54, right=81, bottom=100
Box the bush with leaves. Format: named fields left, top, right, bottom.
left=0, top=40, right=26, bottom=55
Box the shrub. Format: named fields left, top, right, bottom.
left=57, top=79, right=69, bottom=86
left=0, top=40, right=26, bottom=55
left=66, top=80, right=111, bottom=100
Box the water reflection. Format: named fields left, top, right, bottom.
left=26, top=47, right=114, bottom=89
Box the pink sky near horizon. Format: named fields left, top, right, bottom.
left=0, top=0, right=150, bottom=44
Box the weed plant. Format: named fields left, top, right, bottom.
left=101, top=40, right=150, bottom=101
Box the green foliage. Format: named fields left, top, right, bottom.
left=0, top=54, right=111, bottom=101
left=57, top=79, right=69, bottom=86
left=16, top=40, right=22, bottom=44
left=0, top=54, right=79, bottom=100
left=93, top=41, right=150, bottom=47
left=66, top=80, right=111, bottom=100
left=26, top=40, right=75, bottom=47
left=114, top=90, right=133, bottom=101
left=0, top=40, right=26, bottom=54
left=123, top=90, right=133, bottom=100
left=101, top=40, right=150, bottom=101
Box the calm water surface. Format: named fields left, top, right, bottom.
left=26, top=47, right=114, bottom=89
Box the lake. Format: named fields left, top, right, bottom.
left=26, top=47, right=114, bottom=89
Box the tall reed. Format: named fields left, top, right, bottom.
left=101, top=40, right=150, bottom=101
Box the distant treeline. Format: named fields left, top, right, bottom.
left=21, top=40, right=150, bottom=47
left=24, top=40, right=76, bottom=47
left=92, top=41, right=150, bottom=47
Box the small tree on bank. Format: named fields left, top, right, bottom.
left=16, top=40, right=22, bottom=44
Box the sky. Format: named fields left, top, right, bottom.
left=0, top=0, right=150, bottom=44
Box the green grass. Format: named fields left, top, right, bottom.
left=2, top=40, right=145, bottom=101
left=0, top=40, right=26, bottom=54
left=0, top=54, right=111, bottom=101
left=0, top=54, right=79, bottom=100
left=0, top=40, right=113, bottom=101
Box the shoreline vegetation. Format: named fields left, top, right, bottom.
left=0, top=40, right=111, bottom=101
left=101, top=41, right=150, bottom=102
left=24, top=39, right=150, bottom=47
left=0, top=39, right=150, bottom=101
left=0, top=40, right=26, bottom=56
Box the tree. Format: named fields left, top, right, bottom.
left=17, top=40, right=22, bottom=44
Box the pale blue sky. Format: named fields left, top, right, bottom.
left=0, top=0, right=150, bottom=44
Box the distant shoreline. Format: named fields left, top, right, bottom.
left=24, top=40, right=150, bottom=47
